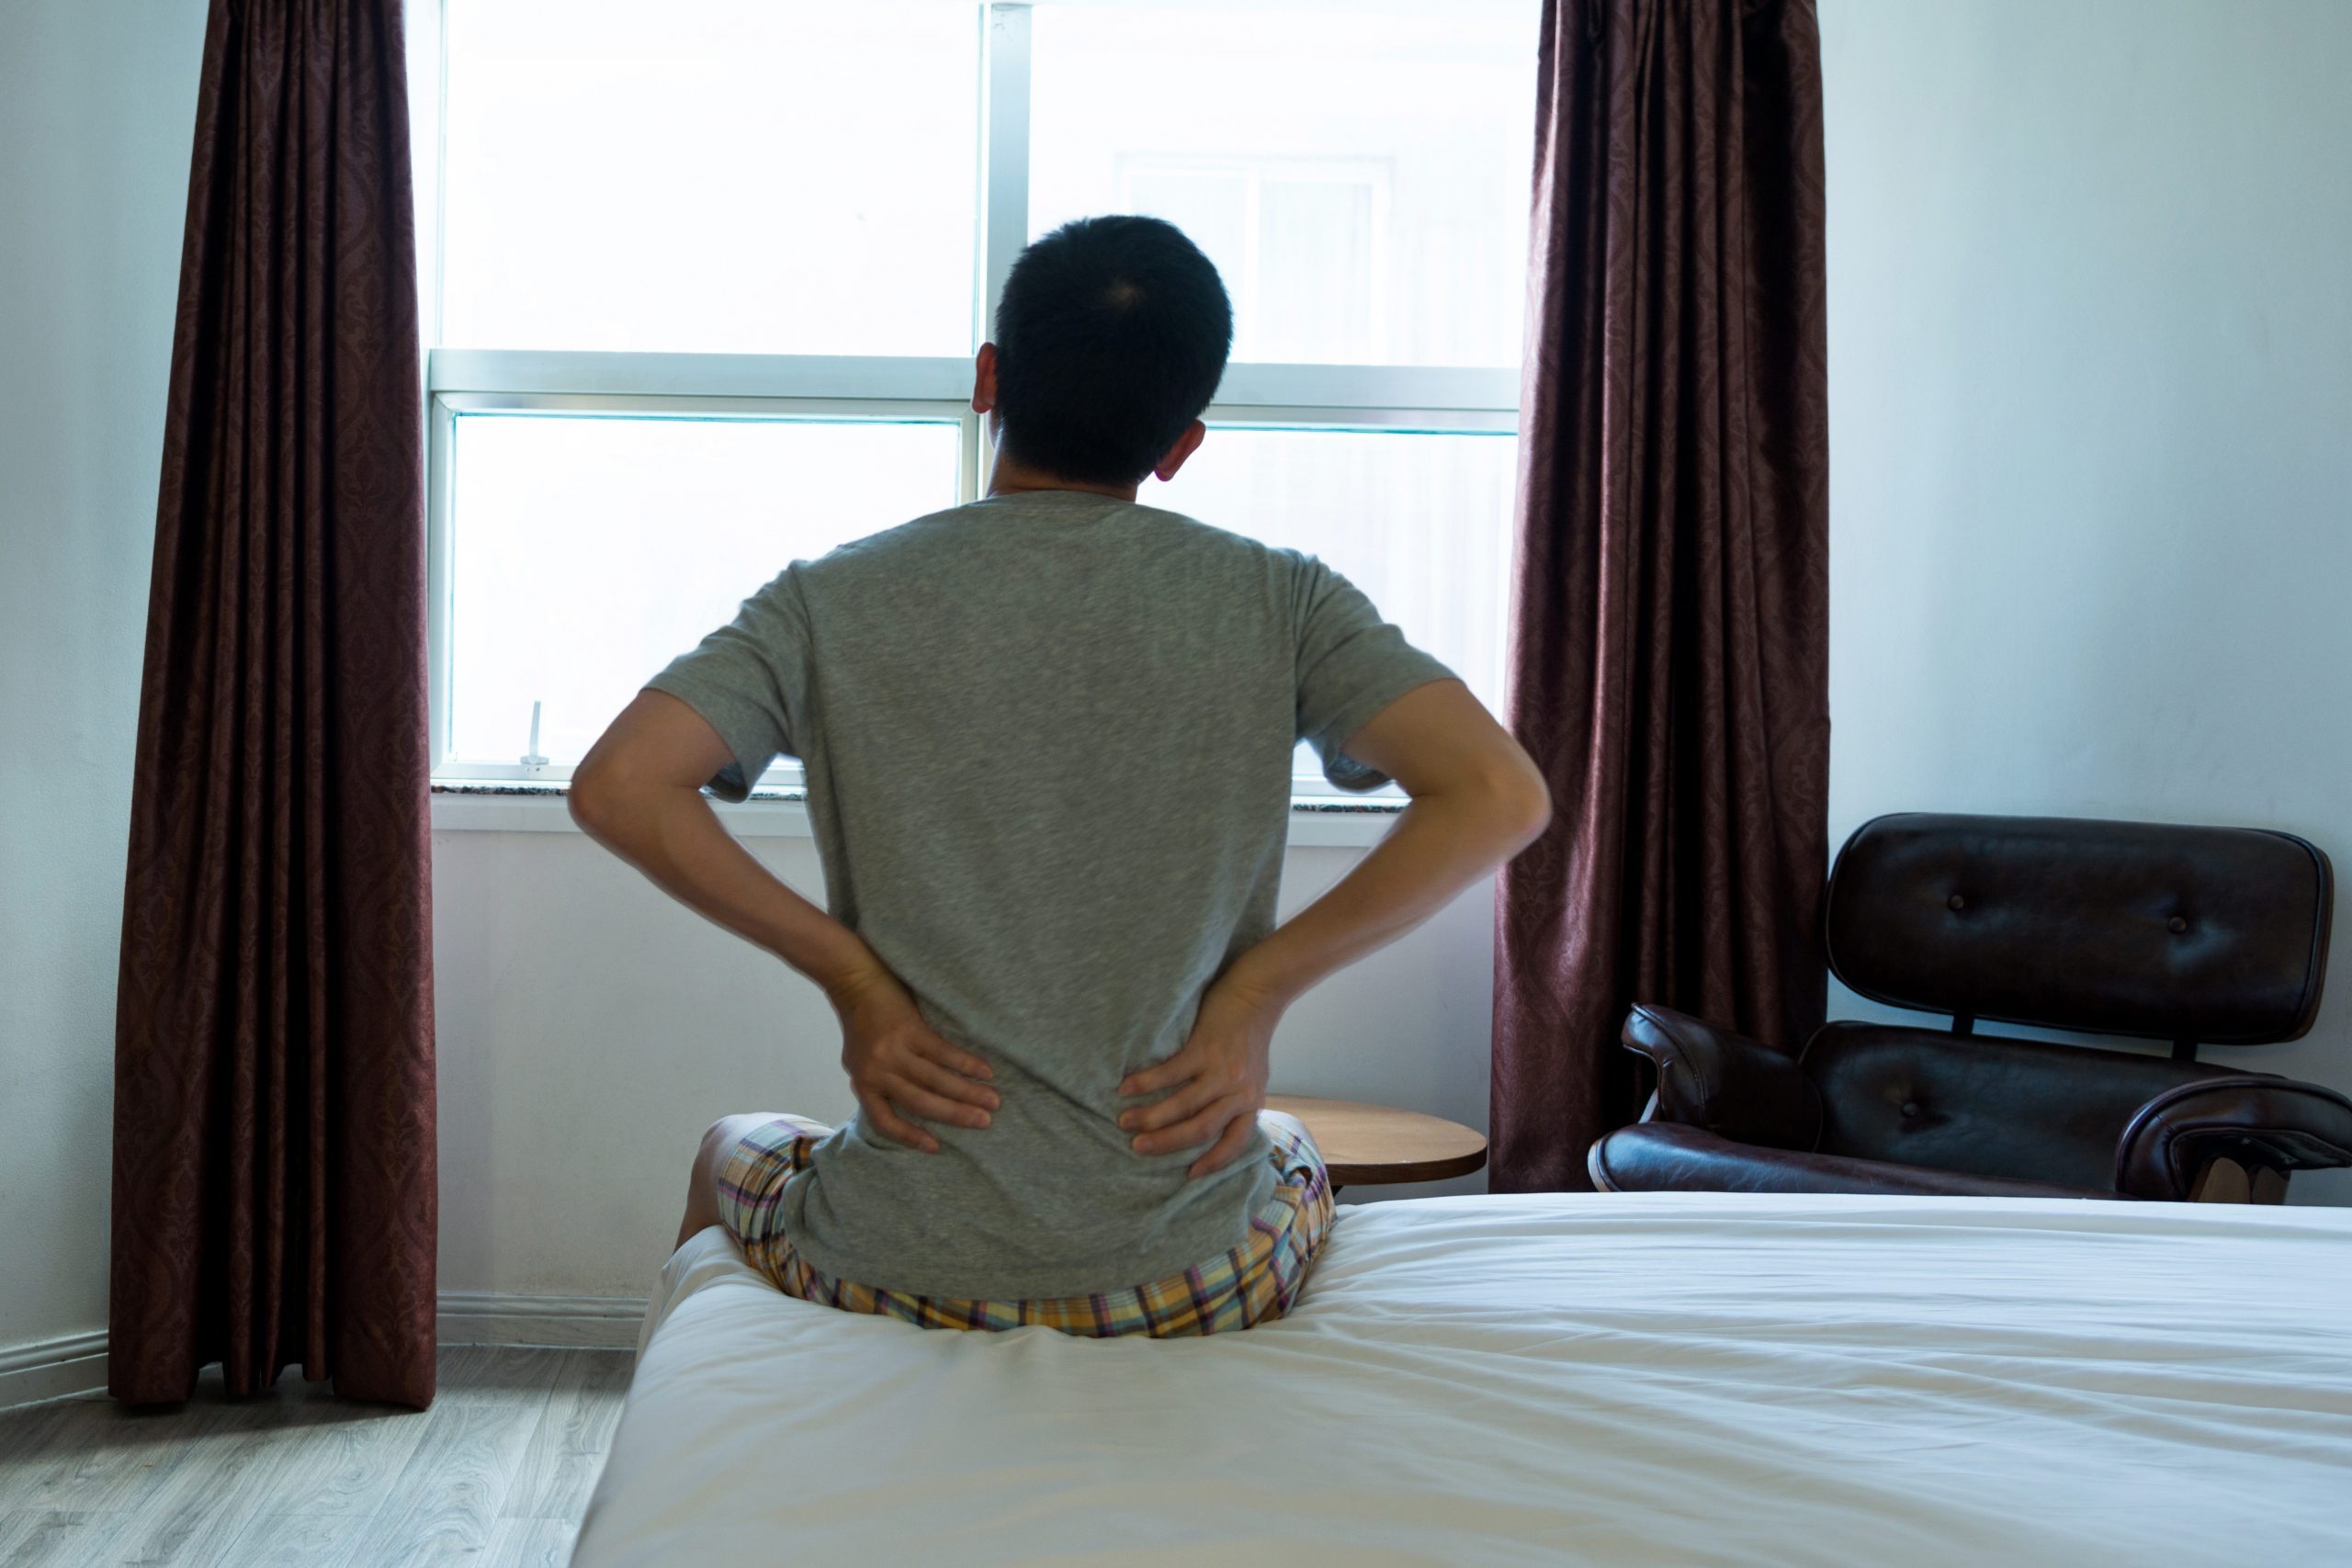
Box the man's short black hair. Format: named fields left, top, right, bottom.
left=991, top=215, right=1234, bottom=488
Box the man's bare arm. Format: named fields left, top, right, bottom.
left=1221, top=677, right=1553, bottom=1009
left=1120, top=678, right=1551, bottom=1174
left=570, top=690, right=882, bottom=997
left=569, top=690, right=998, bottom=1150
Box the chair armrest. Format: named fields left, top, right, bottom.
left=1620, top=1003, right=1823, bottom=1151
left=2113, top=1077, right=2352, bottom=1201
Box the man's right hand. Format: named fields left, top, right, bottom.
left=829, top=962, right=999, bottom=1154
left=1116, top=975, right=1284, bottom=1179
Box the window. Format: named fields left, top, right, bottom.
left=439, top=2, right=980, bottom=355
left=1154, top=428, right=1519, bottom=708
left=1027, top=6, right=1534, bottom=367
left=442, top=413, right=965, bottom=768
left=424, top=0, right=1538, bottom=796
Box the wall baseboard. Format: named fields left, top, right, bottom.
left=0, top=1330, right=108, bottom=1411
left=436, top=1292, right=648, bottom=1350
left=0, top=1292, right=649, bottom=1412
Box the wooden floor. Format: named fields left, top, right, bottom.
left=0, top=1346, right=631, bottom=1567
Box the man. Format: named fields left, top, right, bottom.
left=570, top=215, right=1550, bottom=1337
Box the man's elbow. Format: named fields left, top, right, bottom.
left=568, top=754, right=629, bottom=842
left=1407, top=749, right=1552, bottom=852
left=1472, top=740, right=1553, bottom=852
left=1498, top=770, right=1553, bottom=851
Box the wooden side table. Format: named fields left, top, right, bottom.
left=1263, top=1095, right=1487, bottom=1193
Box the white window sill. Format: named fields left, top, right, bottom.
left=429, top=783, right=1406, bottom=849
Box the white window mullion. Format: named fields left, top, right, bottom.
left=433, top=389, right=973, bottom=423
left=1203, top=405, right=1519, bottom=435
left=978, top=4, right=1034, bottom=346
left=425, top=392, right=459, bottom=776
left=427, top=350, right=980, bottom=404
left=975, top=3, right=1034, bottom=491
left=1210, top=362, right=1520, bottom=415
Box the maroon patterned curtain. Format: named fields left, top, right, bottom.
left=1492, top=0, right=1831, bottom=1191
left=110, top=0, right=435, bottom=1407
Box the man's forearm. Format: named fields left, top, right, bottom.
left=571, top=783, right=882, bottom=1001
left=1220, top=784, right=1548, bottom=1011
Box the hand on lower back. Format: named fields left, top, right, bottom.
left=828, top=964, right=998, bottom=1154
left=1117, top=976, right=1282, bottom=1179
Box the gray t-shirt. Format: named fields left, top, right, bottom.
left=645, top=488, right=1455, bottom=1300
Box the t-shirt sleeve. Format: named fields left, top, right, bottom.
left=641, top=565, right=813, bottom=803
left=1290, top=552, right=1459, bottom=793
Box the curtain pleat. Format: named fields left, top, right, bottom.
left=110, top=0, right=436, bottom=1408
left=1492, top=0, right=1831, bottom=1192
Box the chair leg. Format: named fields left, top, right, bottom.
left=2188, top=1156, right=2250, bottom=1203
left=2250, top=1166, right=2289, bottom=1204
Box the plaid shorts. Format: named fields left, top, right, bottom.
left=715, top=1109, right=1335, bottom=1337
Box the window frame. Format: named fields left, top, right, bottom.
left=422, top=1, right=1524, bottom=800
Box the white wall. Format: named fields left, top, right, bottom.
left=0, top=1, right=208, bottom=1356
left=1819, top=0, right=2352, bottom=1202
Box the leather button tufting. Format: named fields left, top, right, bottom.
left=1901, top=1101, right=1921, bottom=1119
left=1947, top=894, right=1966, bottom=912
left=2168, top=915, right=2189, bottom=934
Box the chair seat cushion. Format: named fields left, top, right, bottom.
left=1589, top=1122, right=2112, bottom=1199
left=1802, top=1022, right=2239, bottom=1191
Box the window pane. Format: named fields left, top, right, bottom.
left=441, top=1, right=978, bottom=355
left=1028, top=4, right=1541, bottom=367
left=445, top=415, right=963, bottom=768
left=1150, top=428, right=1518, bottom=782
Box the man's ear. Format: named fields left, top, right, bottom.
left=1152, top=420, right=1207, bottom=483
left=972, top=343, right=998, bottom=413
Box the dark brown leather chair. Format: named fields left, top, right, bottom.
left=1588, top=814, right=2352, bottom=1201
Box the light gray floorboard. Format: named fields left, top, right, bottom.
left=196, top=1510, right=376, bottom=1568
left=0, top=1404, right=69, bottom=1472
left=0, top=1510, right=137, bottom=1568
left=351, top=1347, right=570, bottom=1563
left=111, top=1382, right=378, bottom=1567
left=0, top=1346, right=633, bottom=1568
left=254, top=1376, right=434, bottom=1521
left=6, top=1396, right=226, bottom=1517
left=499, top=1348, right=631, bottom=1524
left=481, top=1517, right=580, bottom=1568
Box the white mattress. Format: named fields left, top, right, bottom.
left=573, top=1193, right=2352, bottom=1566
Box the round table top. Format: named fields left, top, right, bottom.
left=1262, top=1094, right=1488, bottom=1188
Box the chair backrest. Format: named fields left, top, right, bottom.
left=1826, top=814, right=2333, bottom=1048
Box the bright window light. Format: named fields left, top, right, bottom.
left=440, top=1, right=980, bottom=355
left=445, top=413, right=964, bottom=768
left=1154, top=427, right=1518, bottom=716
left=1029, top=5, right=1540, bottom=366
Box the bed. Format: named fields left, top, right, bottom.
left=572, top=1192, right=2352, bottom=1566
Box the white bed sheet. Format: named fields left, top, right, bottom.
left=573, top=1193, right=2352, bottom=1566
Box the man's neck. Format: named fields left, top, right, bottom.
left=984, top=452, right=1139, bottom=504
